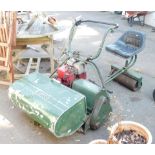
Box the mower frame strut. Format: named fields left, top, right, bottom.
left=103, top=55, right=137, bottom=85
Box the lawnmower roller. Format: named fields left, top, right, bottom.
left=110, top=65, right=142, bottom=91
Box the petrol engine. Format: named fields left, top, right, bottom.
left=57, top=59, right=86, bottom=87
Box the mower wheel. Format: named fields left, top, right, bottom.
left=90, top=96, right=111, bottom=130
left=90, top=123, right=100, bottom=130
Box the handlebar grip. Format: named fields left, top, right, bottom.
left=114, top=24, right=119, bottom=29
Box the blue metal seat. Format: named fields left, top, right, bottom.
left=106, top=30, right=145, bottom=58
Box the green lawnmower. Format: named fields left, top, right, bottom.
left=8, top=17, right=145, bottom=138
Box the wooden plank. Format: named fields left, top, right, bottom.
left=0, top=47, right=2, bottom=65
left=12, top=12, right=17, bottom=47
left=3, top=24, right=10, bottom=67
left=15, top=45, right=27, bottom=49
left=9, top=62, right=14, bottom=83
left=0, top=22, right=3, bottom=66
left=0, top=27, right=3, bottom=59
left=47, top=39, right=54, bottom=73
left=0, top=11, right=2, bottom=24
left=35, top=58, right=41, bottom=72
left=25, top=14, right=37, bottom=31
left=25, top=58, right=33, bottom=75
left=14, top=73, right=24, bottom=79
left=8, top=12, right=13, bottom=45
left=0, top=27, right=5, bottom=66
left=36, top=58, right=41, bottom=71
left=0, top=65, right=9, bottom=70
left=0, top=57, right=6, bottom=61
left=0, top=80, right=10, bottom=85
left=16, top=36, right=51, bottom=45
left=1, top=26, right=8, bottom=66
left=0, top=42, right=9, bottom=47
left=3, top=24, right=7, bottom=42
left=6, top=12, right=15, bottom=83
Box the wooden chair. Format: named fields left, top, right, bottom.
left=0, top=11, right=16, bottom=85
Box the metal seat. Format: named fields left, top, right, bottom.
left=106, top=30, right=145, bottom=59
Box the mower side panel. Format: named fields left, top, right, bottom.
left=9, top=72, right=86, bottom=138
left=72, top=79, right=112, bottom=129
left=72, top=79, right=101, bottom=112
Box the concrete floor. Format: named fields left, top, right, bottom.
left=0, top=11, right=155, bottom=144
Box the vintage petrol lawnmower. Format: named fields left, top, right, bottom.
left=9, top=18, right=145, bottom=138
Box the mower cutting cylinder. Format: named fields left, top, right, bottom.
left=8, top=72, right=87, bottom=138
left=72, top=79, right=112, bottom=129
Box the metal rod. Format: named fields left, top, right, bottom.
left=87, top=60, right=105, bottom=89
left=75, top=20, right=119, bottom=29
left=89, top=27, right=112, bottom=60
left=49, top=56, right=70, bottom=78
left=104, top=55, right=137, bottom=85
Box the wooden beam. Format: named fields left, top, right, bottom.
left=0, top=42, right=9, bottom=47
left=0, top=57, right=6, bottom=61
left=0, top=80, right=10, bottom=85
left=16, top=36, right=51, bottom=45
left=0, top=65, right=9, bottom=70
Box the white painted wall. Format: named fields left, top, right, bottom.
left=145, top=12, right=155, bottom=27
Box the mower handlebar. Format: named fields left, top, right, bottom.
left=67, top=18, right=119, bottom=61
left=75, top=19, right=119, bottom=30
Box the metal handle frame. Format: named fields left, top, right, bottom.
left=50, top=18, right=122, bottom=90
left=67, top=19, right=119, bottom=60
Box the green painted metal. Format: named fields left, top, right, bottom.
left=72, top=79, right=108, bottom=112
left=9, top=72, right=87, bottom=137
left=89, top=94, right=111, bottom=129
left=72, top=79, right=102, bottom=112
left=111, top=64, right=142, bottom=80
left=72, top=79, right=112, bottom=129
left=104, top=55, right=137, bottom=85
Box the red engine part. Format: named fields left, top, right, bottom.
left=57, top=64, right=87, bottom=87
left=57, top=65, right=76, bottom=87
left=77, top=72, right=87, bottom=79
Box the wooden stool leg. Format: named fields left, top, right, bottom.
left=36, top=58, right=41, bottom=72
left=9, top=65, right=14, bottom=83
left=47, top=39, right=54, bottom=73
left=9, top=54, right=14, bottom=83
left=25, top=58, right=33, bottom=75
